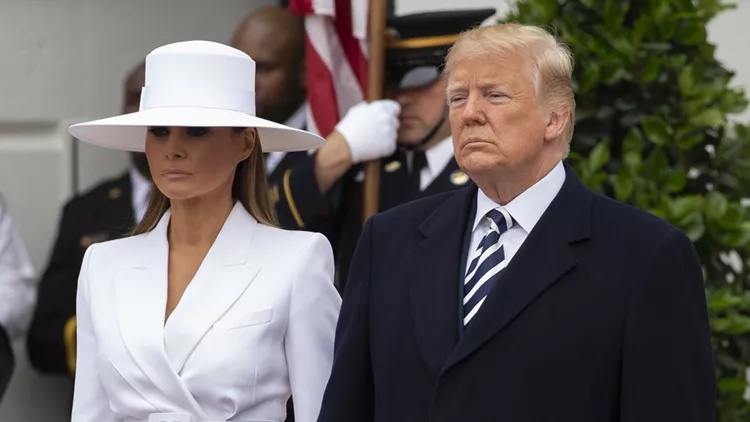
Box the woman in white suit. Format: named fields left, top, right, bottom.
left=68, top=40, right=341, bottom=422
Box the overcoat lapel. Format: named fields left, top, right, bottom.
left=443, top=165, right=592, bottom=372
left=407, top=185, right=475, bottom=380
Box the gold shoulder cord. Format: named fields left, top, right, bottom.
left=283, top=169, right=306, bottom=229
left=64, top=316, right=77, bottom=375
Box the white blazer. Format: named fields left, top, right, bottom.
left=71, top=202, right=341, bottom=422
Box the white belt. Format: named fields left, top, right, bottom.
left=124, top=414, right=258, bottom=422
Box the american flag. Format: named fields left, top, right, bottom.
left=289, top=0, right=370, bottom=138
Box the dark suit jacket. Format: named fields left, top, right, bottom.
left=334, top=151, right=466, bottom=293
left=27, top=173, right=135, bottom=375
left=317, top=163, right=715, bottom=422
left=0, top=324, right=15, bottom=403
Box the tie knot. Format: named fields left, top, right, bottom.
left=485, top=207, right=513, bottom=234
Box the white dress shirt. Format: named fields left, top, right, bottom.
left=465, top=161, right=566, bottom=275
left=129, top=167, right=151, bottom=224
left=265, top=103, right=308, bottom=174
left=0, top=195, right=36, bottom=339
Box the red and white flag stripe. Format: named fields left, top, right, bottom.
left=290, top=0, right=370, bottom=138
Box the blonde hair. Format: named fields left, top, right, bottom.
left=444, top=23, right=576, bottom=155
left=133, top=128, right=278, bottom=235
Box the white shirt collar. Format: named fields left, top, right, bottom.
left=265, top=102, right=309, bottom=173
left=473, top=160, right=566, bottom=234
left=424, top=136, right=454, bottom=177
left=129, top=167, right=152, bottom=223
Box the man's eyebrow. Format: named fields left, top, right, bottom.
left=446, top=83, right=468, bottom=94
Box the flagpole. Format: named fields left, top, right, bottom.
left=362, top=0, right=387, bottom=226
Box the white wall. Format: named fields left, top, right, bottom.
left=0, top=1, right=274, bottom=421
left=396, top=0, right=750, bottom=124
left=707, top=0, right=750, bottom=124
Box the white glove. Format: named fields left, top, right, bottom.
left=335, top=100, right=401, bottom=163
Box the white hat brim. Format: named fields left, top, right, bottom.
left=68, top=107, right=324, bottom=153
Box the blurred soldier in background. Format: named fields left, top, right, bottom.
left=231, top=6, right=400, bottom=259
left=231, top=7, right=339, bottom=240
left=27, top=61, right=152, bottom=377
left=333, top=9, right=497, bottom=291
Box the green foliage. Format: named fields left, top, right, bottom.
left=504, top=0, right=750, bottom=419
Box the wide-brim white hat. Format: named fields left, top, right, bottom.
left=69, top=40, right=324, bottom=153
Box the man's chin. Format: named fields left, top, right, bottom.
left=396, top=132, right=425, bottom=149
left=458, top=153, right=506, bottom=177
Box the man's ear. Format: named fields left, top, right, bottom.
left=544, top=108, right=568, bottom=143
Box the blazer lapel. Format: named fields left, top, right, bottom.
left=444, top=165, right=592, bottom=372
left=408, top=185, right=476, bottom=380
left=115, top=210, right=207, bottom=418
left=163, top=202, right=261, bottom=374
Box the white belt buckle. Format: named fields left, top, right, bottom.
left=148, top=413, right=191, bottom=422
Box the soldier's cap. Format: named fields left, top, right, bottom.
left=384, top=8, right=496, bottom=91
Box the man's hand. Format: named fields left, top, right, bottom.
left=313, top=100, right=401, bottom=195
left=334, top=100, right=401, bottom=164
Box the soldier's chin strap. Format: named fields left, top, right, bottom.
left=401, top=107, right=449, bottom=151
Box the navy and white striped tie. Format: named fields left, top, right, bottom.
left=463, top=207, right=514, bottom=326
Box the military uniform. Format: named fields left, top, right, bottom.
left=333, top=9, right=495, bottom=292
left=27, top=172, right=136, bottom=376
left=265, top=105, right=343, bottom=254
left=267, top=150, right=338, bottom=243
